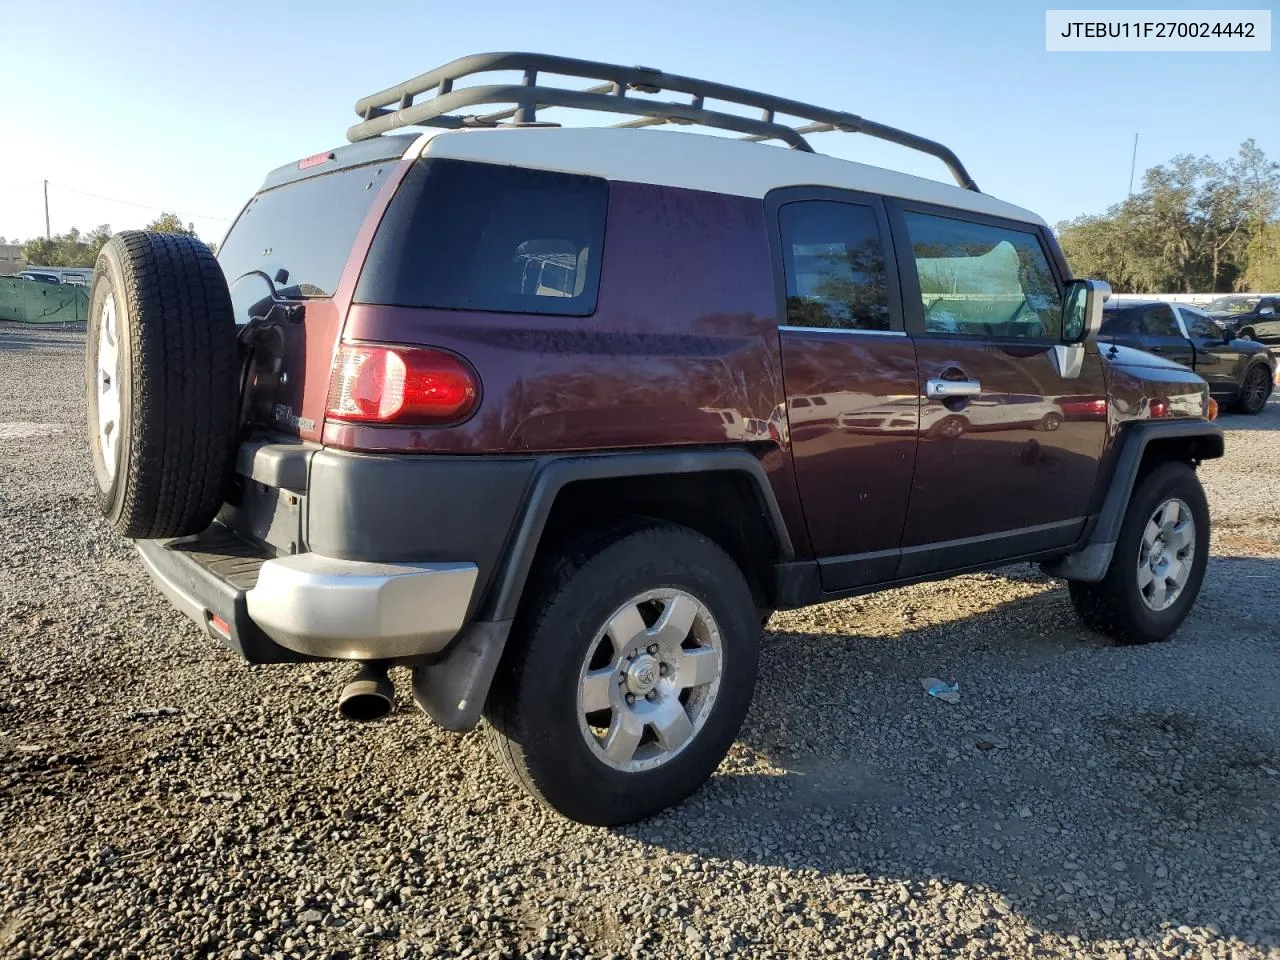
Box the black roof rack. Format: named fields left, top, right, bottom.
left=348, top=52, right=980, bottom=192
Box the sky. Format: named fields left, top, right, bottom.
left=1, top=0, right=1276, bottom=248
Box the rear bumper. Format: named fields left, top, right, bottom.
left=134, top=526, right=477, bottom=662
left=245, top=553, right=476, bottom=659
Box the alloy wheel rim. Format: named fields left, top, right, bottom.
left=1246, top=368, right=1267, bottom=406
left=96, top=294, right=122, bottom=481
left=576, top=588, right=723, bottom=773
left=1136, top=498, right=1194, bottom=612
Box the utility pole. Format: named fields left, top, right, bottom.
left=1127, top=133, right=1139, bottom=197
left=43, top=180, right=51, bottom=239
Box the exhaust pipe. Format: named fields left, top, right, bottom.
left=338, top=663, right=394, bottom=722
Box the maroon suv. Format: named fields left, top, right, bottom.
left=85, top=54, right=1224, bottom=825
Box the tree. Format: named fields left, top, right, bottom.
left=1057, top=141, right=1280, bottom=293
left=22, top=225, right=113, bottom=267
left=144, top=212, right=197, bottom=235
left=1244, top=222, right=1280, bottom=291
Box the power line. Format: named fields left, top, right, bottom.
left=43, top=181, right=232, bottom=222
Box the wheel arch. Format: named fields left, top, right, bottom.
left=482, top=449, right=794, bottom=622
left=1041, top=419, right=1223, bottom=582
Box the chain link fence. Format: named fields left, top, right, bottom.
left=0, top=277, right=90, bottom=323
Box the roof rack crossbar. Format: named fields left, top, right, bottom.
left=348, top=52, right=979, bottom=192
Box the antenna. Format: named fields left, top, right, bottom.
left=1127, top=133, right=1139, bottom=197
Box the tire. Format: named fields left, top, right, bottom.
left=1039, top=411, right=1063, bottom=432
left=85, top=232, right=239, bottom=539
left=483, top=522, right=760, bottom=825
left=1229, top=363, right=1272, bottom=416
left=1068, top=461, right=1209, bottom=644
left=933, top=415, right=967, bottom=440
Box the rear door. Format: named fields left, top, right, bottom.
left=887, top=202, right=1109, bottom=577
left=770, top=189, right=919, bottom=591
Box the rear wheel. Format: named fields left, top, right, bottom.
left=1230, top=364, right=1271, bottom=415
left=85, top=232, right=239, bottom=538
left=1068, top=461, right=1209, bottom=644
left=484, top=523, right=759, bottom=825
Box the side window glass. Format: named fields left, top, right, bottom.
left=779, top=200, right=891, bottom=331
left=1140, top=305, right=1179, bottom=337
left=1181, top=308, right=1217, bottom=339
left=903, top=212, right=1061, bottom=340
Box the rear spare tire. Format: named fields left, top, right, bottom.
left=85, top=232, right=238, bottom=538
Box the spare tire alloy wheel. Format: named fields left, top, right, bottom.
left=94, top=293, right=122, bottom=482
left=578, top=589, right=723, bottom=772
left=85, top=232, right=240, bottom=539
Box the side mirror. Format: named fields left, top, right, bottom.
left=1062, top=279, right=1111, bottom=344
left=1260, top=306, right=1275, bottom=317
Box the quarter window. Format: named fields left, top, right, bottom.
left=903, top=212, right=1061, bottom=340
left=778, top=201, right=892, bottom=331
left=356, top=159, right=607, bottom=316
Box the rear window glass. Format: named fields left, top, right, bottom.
left=218, top=161, right=391, bottom=299
left=355, top=159, right=607, bottom=316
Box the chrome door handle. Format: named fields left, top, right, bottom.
left=925, top=378, right=982, bottom=399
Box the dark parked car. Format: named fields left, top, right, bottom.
left=1098, top=300, right=1275, bottom=414
left=83, top=53, right=1224, bottom=825
left=1205, top=294, right=1280, bottom=343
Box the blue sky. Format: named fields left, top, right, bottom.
left=1, top=0, right=1275, bottom=246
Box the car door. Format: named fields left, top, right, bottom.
left=1176, top=304, right=1238, bottom=395
left=1134, top=304, right=1195, bottom=367
left=887, top=202, right=1109, bottom=577
left=771, top=189, right=920, bottom=591
left=1255, top=298, right=1280, bottom=343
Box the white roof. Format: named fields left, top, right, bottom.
left=412, top=127, right=1045, bottom=227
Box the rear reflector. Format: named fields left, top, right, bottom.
left=326, top=344, right=479, bottom=425
left=209, top=614, right=231, bottom=637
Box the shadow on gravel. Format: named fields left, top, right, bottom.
left=628, top=558, right=1280, bottom=949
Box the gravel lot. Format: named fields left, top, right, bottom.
left=2, top=323, right=1278, bottom=960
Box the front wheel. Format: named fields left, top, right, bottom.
left=1068, top=461, right=1209, bottom=644
left=484, top=523, right=760, bottom=825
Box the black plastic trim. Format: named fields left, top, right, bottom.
left=1089, top=420, right=1223, bottom=545
left=134, top=534, right=316, bottom=665
left=484, top=448, right=794, bottom=622
left=306, top=451, right=538, bottom=621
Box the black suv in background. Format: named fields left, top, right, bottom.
left=1099, top=300, right=1275, bottom=414
left=1205, top=294, right=1280, bottom=343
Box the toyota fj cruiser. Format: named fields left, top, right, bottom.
left=86, top=53, right=1224, bottom=825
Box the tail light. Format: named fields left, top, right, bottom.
left=326, top=344, right=479, bottom=425
left=1149, top=399, right=1169, bottom=418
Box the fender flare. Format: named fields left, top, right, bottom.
left=417, top=447, right=793, bottom=731
left=1042, top=419, right=1223, bottom=582
left=483, top=447, right=793, bottom=622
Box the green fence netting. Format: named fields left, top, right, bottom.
left=0, top=277, right=90, bottom=323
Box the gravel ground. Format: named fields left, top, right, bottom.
left=1, top=323, right=1278, bottom=960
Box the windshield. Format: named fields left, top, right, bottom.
left=218, top=161, right=392, bottom=299
left=1207, top=296, right=1259, bottom=313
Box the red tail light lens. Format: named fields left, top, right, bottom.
left=326, top=344, right=479, bottom=425
left=1149, top=399, right=1169, bottom=418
